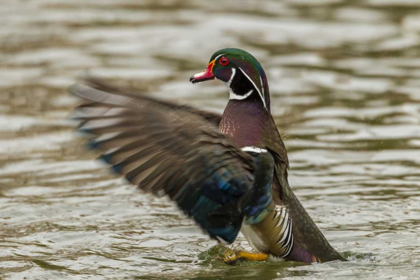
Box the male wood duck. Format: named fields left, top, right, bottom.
left=70, top=48, right=344, bottom=264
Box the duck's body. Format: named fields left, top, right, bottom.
left=71, top=48, right=344, bottom=264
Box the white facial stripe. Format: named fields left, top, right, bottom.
left=241, top=146, right=268, bottom=153
left=213, top=54, right=224, bottom=62
left=238, top=67, right=267, bottom=110
left=227, top=67, right=236, bottom=86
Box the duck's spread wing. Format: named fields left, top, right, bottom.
left=82, top=78, right=223, bottom=125
left=69, top=80, right=254, bottom=243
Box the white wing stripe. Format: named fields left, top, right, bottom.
left=241, top=146, right=267, bottom=153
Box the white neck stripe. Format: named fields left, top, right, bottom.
left=241, top=146, right=268, bottom=153
left=238, top=67, right=267, bottom=110
left=260, top=75, right=265, bottom=98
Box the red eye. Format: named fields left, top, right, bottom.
left=219, top=57, right=229, bottom=66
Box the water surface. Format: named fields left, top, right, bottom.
left=1, top=0, right=420, bottom=279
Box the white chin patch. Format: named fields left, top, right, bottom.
left=224, top=67, right=267, bottom=110
left=229, top=89, right=253, bottom=100
left=226, top=67, right=254, bottom=100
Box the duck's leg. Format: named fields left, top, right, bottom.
left=222, top=249, right=268, bottom=264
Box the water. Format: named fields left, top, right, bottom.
left=1, top=0, right=420, bottom=279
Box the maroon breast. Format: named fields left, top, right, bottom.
left=219, top=99, right=267, bottom=148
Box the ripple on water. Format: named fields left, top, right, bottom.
left=1, top=0, right=420, bottom=279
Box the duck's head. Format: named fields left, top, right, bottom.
left=190, top=48, right=270, bottom=111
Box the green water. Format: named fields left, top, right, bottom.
left=0, top=0, right=420, bottom=279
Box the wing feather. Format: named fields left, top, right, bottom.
left=70, top=79, right=254, bottom=243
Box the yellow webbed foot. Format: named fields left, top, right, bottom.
left=220, top=249, right=268, bottom=265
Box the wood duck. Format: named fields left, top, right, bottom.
left=70, top=48, right=344, bottom=264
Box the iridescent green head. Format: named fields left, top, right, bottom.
left=190, top=48, right=270, bottom=111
